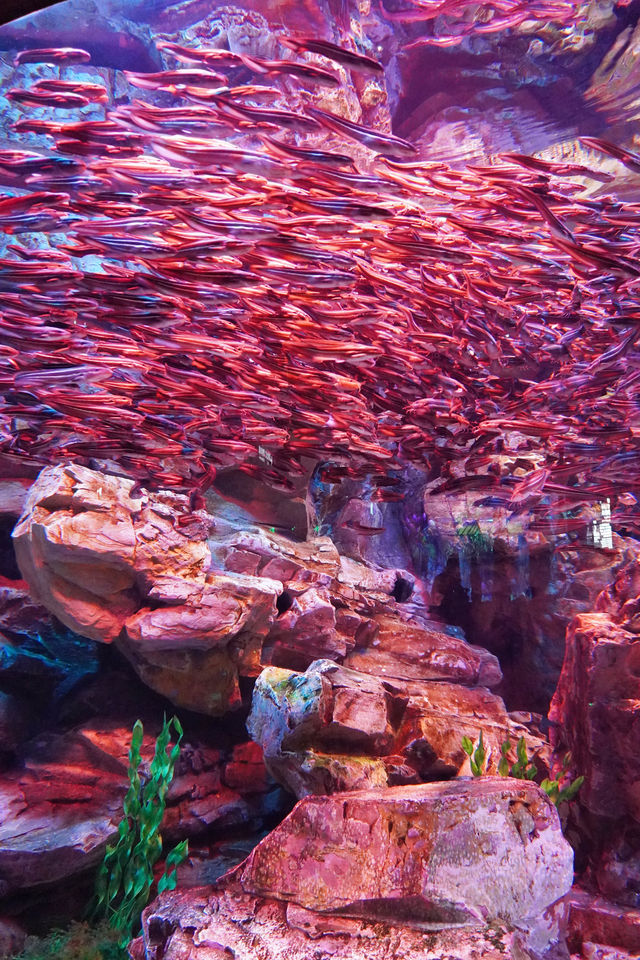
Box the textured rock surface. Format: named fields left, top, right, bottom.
left=402, top=478, right=629, bottom=713
left=567, top=887, right=640, bottom=957
left=13, top=464, right=501, bottom=714
left=0, top=720, right=281, bottom=896
left=134, top=884, right=561, bottom=960
left=550, top=558, right=640, bottom=908
left=248, top=659, right=547, bottom=797
left=133, top=778, right=573, bottom=960
left=12, top=464, right=282, bottom=713
left=234, top=779, right=573, bottom=925
left=343, top=613, right=502, bottom=687
left=549, top=610, right=640, bottom=824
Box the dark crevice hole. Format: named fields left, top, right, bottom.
left=276, top=590, right=294, bottom=615
left=392, top=576, right=413, bottom=603
left=0, top=518, right=22, bottom=580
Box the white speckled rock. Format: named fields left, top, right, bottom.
left=133, top=778, right=573, bottom=960
left=236, top=778, right=573, bottom=926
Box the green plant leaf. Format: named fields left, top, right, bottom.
left=165, top=839, right=189, bottom=869
left=517, top=737, right=527, bottom=764
left=557, top=775, right=584, bottom=805
left=461, top=735, right=473, bottom=756
left=158, top=870, right=177, bottom=894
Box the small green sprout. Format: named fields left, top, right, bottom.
left=498, top=736, right=538, bottom=780
left=540, top=751, right=585, bottom=807
left=462, top=729, right=487, bottom=777
left=461, top=733, right=584, bottom=810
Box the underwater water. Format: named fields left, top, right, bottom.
left=2, top=3, right=640, bottom=958
left=0, top=0, right=639, bottom=539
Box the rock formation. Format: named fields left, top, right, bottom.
left=13, top=463, right=502, bottom=716
left=4, top=463, right=640, bottom=959
left=0, top=718, right=283, bottom=901
left=248, top=658, right=548, bottom=797
left=132, top=778, right=573, bottom=960
left=550, top=557, right=640, bottom=910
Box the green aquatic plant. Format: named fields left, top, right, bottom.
left=461, top=732, right=584, bottom=809
left=497, top=736, right=538, bottom=780
left=455, top=520, right=493, bottom=556
left=90, top=716, right=188, bottom=946
left=540, top=752, right=585, bottom=807
left=13, top=920, right=127, bottom=960
left=461, top=730, right=487, bottom=777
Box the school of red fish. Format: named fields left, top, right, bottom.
left=1, top=31, right=639, bottom=532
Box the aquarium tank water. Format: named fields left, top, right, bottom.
left=0, top=0, right=638, bottom=958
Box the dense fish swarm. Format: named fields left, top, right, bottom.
left=0, top=23, right=639, bottom=531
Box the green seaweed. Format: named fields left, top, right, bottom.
left=12, top=921, right=127, bottom=960
left=89, top=716, right=189, bottom=946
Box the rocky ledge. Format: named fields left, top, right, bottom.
left=132, top=777, right=574, bottom=960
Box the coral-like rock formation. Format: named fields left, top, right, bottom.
left=13, top=464, right=500, bottom=715
left=133, top=778, right=573, bottom=960
left=248, top=659, right=546, bottom=797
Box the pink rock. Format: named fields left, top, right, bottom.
left=0, top=721, right=275, bottom=895
left=135, top=779, right=573, bottom=960
left=248, top=659, right=538, bottom=797
left=549, top=611, right=640, bottom=822
left=136, top=883, right=553, bottom=960
left=344, top=614, right=502, bottom=687
left=13, top=465, right=503, bottom=717
left=550, top=559, right=640, bottom=907
left=236, top=779, right=573, bottom=925
left=0, top=479, right=31, bottom=518
left=567, top=887, right=640, bottom=956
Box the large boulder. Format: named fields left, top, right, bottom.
left=234, top=778, right=573, bottom=925
left=133, top=778, right=573, bottom=960
left=11, top=464, right=283, bottom=714
left=248, top=659, right=547, bottom=797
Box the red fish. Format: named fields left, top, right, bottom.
left=279, top=36, right=384, bottom=74
left=306, top=105, right=417, bottom=156
left=14, top=47, right=91, bottom=65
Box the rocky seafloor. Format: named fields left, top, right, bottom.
left=0, top=461, right=637, bottom=960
